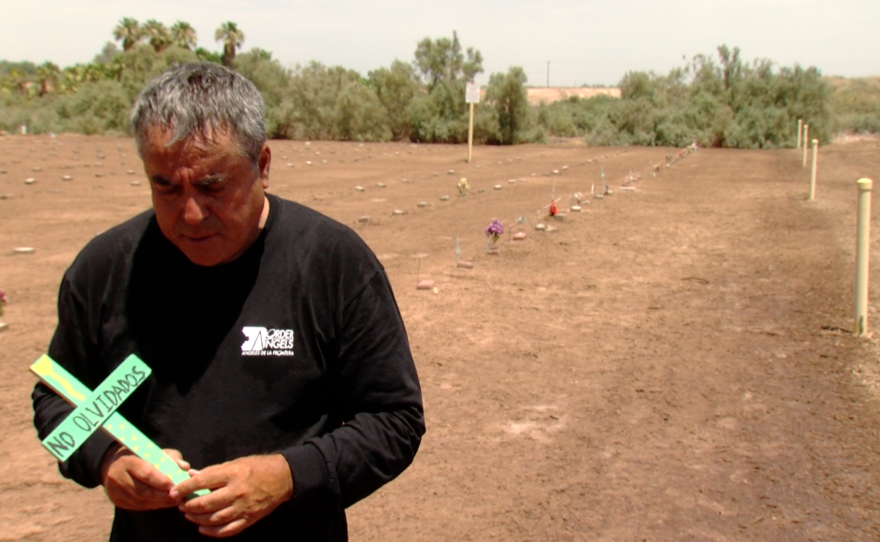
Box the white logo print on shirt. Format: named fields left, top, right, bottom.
left=241, top=327, right=295, bottom=357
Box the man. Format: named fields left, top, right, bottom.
left=32, top=62, right=425, bottom=541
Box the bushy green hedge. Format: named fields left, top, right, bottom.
left=0, top=33, right=544, bottom=145
left=0, top=44, right=198, bottom=135
left=2, top=41, right=874, bottom=148
left=828, top=77, right=880, bottom=135
left=535, top=47, right=837, bottom=148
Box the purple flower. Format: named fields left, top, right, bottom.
left=0, top=288, right=6, bottom=305
left=484, top=220, right=504, bottom=237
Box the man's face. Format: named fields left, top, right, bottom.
left=141, top=127, right=271, bottom=267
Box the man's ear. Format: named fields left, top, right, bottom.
left=259, top=143, right=271, bottom=189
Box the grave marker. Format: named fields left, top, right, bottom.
left=30, top=354, right=206, bottom=494
left=40, top=355, right=149, bottom=461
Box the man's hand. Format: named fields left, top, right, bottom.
left=171, top=454, right=294, bottom=538
left=100, top=445, right=190, bottom=510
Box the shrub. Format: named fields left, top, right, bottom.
left=829, top=77, right=880, bottom=134
left=56, top=80, right=130, bottom=135
left=539, top=46, right=834, bottom=149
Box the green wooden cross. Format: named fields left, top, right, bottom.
left=31, top=354, right=206, bottom=494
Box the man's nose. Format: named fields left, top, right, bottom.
left=183, top=195, right=208, bottom=224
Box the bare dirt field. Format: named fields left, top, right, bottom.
left=2, top=134, right=880, bottom=541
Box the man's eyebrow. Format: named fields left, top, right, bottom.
left=193, top=173, right=228, bottom=187
left=150, top=175, right=173, bottom=186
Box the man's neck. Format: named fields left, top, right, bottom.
left=258, top=195, right=270, bottom=229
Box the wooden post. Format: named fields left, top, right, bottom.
left=465, top=82, right=480, bottom=163
left=855, top=178, right=873, bottom=336
left=802, top=124, right=810, bottom=167
left=467, top=102, right=474, bottom=163
left=809, top=139, right=819, bottom=200
left=797, top=119, right=803, bottom=148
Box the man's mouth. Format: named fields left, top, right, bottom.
left=182, top=233, right=215, bottom=243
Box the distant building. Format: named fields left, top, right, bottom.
left=526, top=87, right=621, bottom=106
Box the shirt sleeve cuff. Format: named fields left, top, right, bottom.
left=61, top=430, right=118, bottom=488
left=281, top=443, right=331, bottom=504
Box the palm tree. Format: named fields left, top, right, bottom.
left=35, top=62, right=60, bottom=96
left=170, top=21, right=198, bottom=50
left=103, top=55, right=126, bottom=82
left=113, top=17, right=142, bottom=52
left=143, top=19, right=172, bottom=53
left=194, top=47, right=222, bottom=64
left=7, top=68, right=29, bottom=95
left=215, top=21, right=245, bottom=67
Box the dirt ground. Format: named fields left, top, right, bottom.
left=2, top=134, right=880, bottom=541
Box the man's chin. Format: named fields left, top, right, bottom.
left=181, top=250, right=226, bottom=267
left=174, top=239, right=227, bottom=267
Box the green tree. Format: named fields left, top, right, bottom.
left=56, top=80, right=130, bottom=134
left=562, top=46, right=832, bottom=148
left=335, top=81, right=392, bottom=141
left=368, top=60, right=419, bottom=140
left=116, top=43, right=198, bottom=100
left=93, top=42, right=121, bottom=64
left=170, top=21, right=198, bottom=50
left=830, top=77, right=880, bottom=133
left=143, top=19, right=172, bottom=53
left=408, top=32, right=484, bottom=143
left=413, top=31, right=483, bottom=90
left=481, top=67, right=533, bottom=144
left=35, top=62, right=60, bottom=96
left=216, top=21, right=245, bottom=68
left=619, top=71, right=658, bottom=102
left=113, top=18, right=143, bottom=52
left=194, top=47, right=222, bottom=64
left=284, top=62, right=363, bottom=140
left=233, top=48, right=291, bottom=137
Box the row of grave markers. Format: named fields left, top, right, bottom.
left=407, top=145, right=698, bottom=291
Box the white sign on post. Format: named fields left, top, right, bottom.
left=466, top=82, right=480, bottom=104
left=465, top=82, right=480, bottom=163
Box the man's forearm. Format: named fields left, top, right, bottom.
left=32, top=382, right=117, bottom=488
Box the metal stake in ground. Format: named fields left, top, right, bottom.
left=797, top=119, right=803, bottom=149
left=809, top=139, right=819, bottom=201
left=854, top=178, right=873, bottom=337
left=802, top=124, right=810, bottom=167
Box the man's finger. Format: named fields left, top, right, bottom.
left=171, top=473, right=225, bottom=501
left=103, top=457, right=179, bottom=510
left=183, top=505, right=238, bottom=527
left=128, top=459, right=175, bottom=491
left=198, top=518, right=249, bottom=539
left=163, top=448, right=191, bottom=471
left=171, top=464, right=230, bottom=500
left=178, top=485, right=236, bottom=515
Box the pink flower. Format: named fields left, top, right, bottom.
left=484, top=220, right=504, bottom=237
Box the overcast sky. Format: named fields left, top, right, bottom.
left=1, top=0, right=877, bottom=87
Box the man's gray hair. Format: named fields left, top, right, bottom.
left=130, top=62, right=266, bottom=163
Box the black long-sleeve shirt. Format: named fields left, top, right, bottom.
left=32, top=194, right=424, bottom=541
